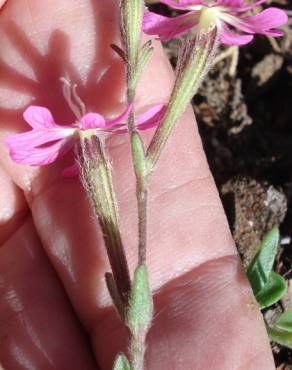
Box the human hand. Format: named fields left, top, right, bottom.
left=0, top=1, right=275, bottom=369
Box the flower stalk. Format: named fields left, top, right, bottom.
left=147, top=20, right=219, bottom=173
left=119, top=5, right=221, bottom=369
left=80, top=133, right=131, bottom=306
left=121, top=0, right=144, bottom=103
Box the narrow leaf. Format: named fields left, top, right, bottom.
left=110, top=44, right=126, bottom=62
left=134, top=41, right=154, bottom=87
left=275, top=310, right=292, bottom=333
left=127, top=264, right=153, bottom=336
left=131, top=132, right=147, bottom=180
left=267, top=326, right=292, bottom=350
left=246, top=227, right=279, bottom=296
left=113, top=354, right=130, bottom=370
left=139, top=40, right=153, bottom=62
left=256, top=272, right=287, bottom=309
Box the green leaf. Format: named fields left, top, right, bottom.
left=133, top=40, right=154, bottom=87
left=267, top=326, right=292, bottom=350
left=275, top=310, right=292, bottom=333
left=110, top=44, right=126, bottom=62
left=127, top=264, right=153, bottom=336
left=146, top=27, right=219, bottom=171
left=256, top=272, right=287, bottom=308
left=246, top=227, right=279, bottom=296
left=113, top=354, right=130, bottom=370
left=131, top=132, right=146, bottom=180
left=139, top=41, right=153, bottom=66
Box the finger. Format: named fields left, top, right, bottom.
left=0, top=172, right=97, bottom=369
left=0, top=165, right=27, bottom=245
left=0, top=0, right=234, bottom=311
left=0, top=1, right=7, bottom=9
left=97, top=256, right=274, bottom=369
left=0, top=1, right=274, bottom=369
left=0, top=219, right=98, bottom=370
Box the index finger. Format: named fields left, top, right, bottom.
left=0, top=0, right=275, bottom=369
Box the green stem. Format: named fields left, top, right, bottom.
left=120, top=2, right=151, bottom=369
left=137, top=182, right=148, bottom=265
left=130, top=332, right=147, bottom=370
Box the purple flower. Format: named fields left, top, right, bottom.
left=143, top=0, right=288, bottom=45
left=6, top=104, right=164, bottom=173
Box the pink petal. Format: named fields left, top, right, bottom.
left=62, top=163, right=80, bottom=177
left=105, top=104, right=132, bottom=127
left=242, top=8, right=288, bottom=34
left=217, top=0, right=244, bottom=7
left=143, top=11, right=197, bottom=41
left=231, top=0, right=267, bottom=13
left=136, top=104, right=164, bottom=124
left=225, top=8, right=288, bottom=36
left=23, top=106, right=57, bottom=129
left=7, top=138, right=74, bottom=166
left=110, top=104, right=166, bottom=133
left=5, top=128, right=73, bottom=148
left=160, top=0, right=203, bottom=10
left=136, top=104, right=166, bottom=131
left=80, top=113, right=106, bottom=129
left=220, top=24, right=254, bottom=45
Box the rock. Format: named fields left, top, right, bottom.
left=281, top=280, right=292, bottom=311
left=251, top=54, right=284, bottom=87
left=194, top=58, right=252, bottom=134
left=221, top=177, right=287, bottom=265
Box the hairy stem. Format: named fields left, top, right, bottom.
left=130, top=332, right=147, bottom=370
left=137, top=182, right=148, bottom=265
left=120, top=1, right=152, bottom=369
left=146, top=27, right=219, bottom=174
left=127, top=77, right=149, bottom=267
left=80, top=134, right=131, bottom=306
left=127, top=265, right=153, bottom=370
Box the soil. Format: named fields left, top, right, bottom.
left=148, top=1, right=292, bottom=367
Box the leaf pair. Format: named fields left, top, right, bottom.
left=246, top=227, right=287, bottom=309
left=267, top=310, right=292, bottom=350
left=246, top=227, right=292, bottom=349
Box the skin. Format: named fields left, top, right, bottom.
left=0, top=0, right=276, bottom=369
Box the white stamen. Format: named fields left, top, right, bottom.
left=72, top=84, right=87, bottom=117
left=60, top=77, right=87, bottom=120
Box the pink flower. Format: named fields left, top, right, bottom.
left=143, top=0, right=288, bottom=45
left=6, top=104, right=165, bottom=172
